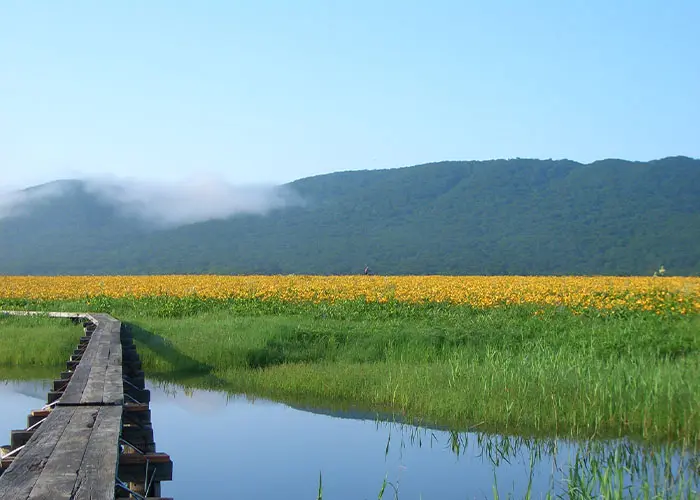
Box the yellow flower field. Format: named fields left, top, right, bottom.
left=1, top=275, right=698, bottom=314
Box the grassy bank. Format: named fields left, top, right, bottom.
left=1, top=297, right=698, bottom=443
left=0, top=315, right=82, bottom=367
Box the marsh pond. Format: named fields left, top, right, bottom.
left=1, top=377, right=697, bottom=499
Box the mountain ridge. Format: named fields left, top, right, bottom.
left=1, top=157, right=698, bottom=276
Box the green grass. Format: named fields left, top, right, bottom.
left=491, top=436, right=700, bottom=499
left=323, top=426, right=700, bottom=499
left=0, top=314, right=82, bottom=368
left=1, top=297, right=698, bottom=443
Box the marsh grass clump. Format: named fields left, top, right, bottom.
left=0, top=315, right=82, bottom=368
left=317, top=425, right=699, bottom=499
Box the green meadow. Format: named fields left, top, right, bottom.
left=1, top=297, right=698, bottom=445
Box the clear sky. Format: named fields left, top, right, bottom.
left=2, top=1, right=699, bottom=189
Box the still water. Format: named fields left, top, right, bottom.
left=1, top=380, right=697, bottom=499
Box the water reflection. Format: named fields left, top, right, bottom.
left=147, top=381, right=699, bottom=499
left=0, top=380, right=51, bottom=450
left=1, top=380, right=698, bottom=499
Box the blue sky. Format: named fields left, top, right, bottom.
left=2, top=1, right=698, bottom=188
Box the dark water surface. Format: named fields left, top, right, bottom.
left=1, top=380, right=697, bottom=499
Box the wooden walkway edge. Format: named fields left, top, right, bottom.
left=0, top=312, right=173, bottom=499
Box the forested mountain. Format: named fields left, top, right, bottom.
left=1, top=157, right=698, bottom=275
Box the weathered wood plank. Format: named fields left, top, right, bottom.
left=125, top=386, right=151, bottom=404
left=80, top=365, right=107, bottom=405
left=84, top=320, right=123, bottom=405
left=121, top=425, right=155, bottom=453
left=58, top=322, right=105, bottom=405
left=103, top=365, right=124, bottom=405
left=53, top=379, right=70, bottom=392
left=0, top=407, right=76, bottom=498
left=58, top=363, right=92, bottom=405
left=28, top=410, right=51, bottom=428
left=71, top=406, right=122, bottom=500
left=104, top=322, right=124, bottom=405
left=0, top=311, right=87, bottom=319
left=24, top=406, right=122, bottom=499
left=28, top=408, right=99, bottom=500
left=118, top=453, right=173, bottom=483
left=10, top=430, right=35, bottom=449
left=108, top=334, right=122, bottom=367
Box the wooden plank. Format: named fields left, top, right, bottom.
left=118, top=453, right=173, bottom=483
left=52, top=379, right=70, bottom=391
left=10, top=430, right=34, bottom=449
left=125, top=387, right=151, bottom=404
left=88, top=313, right=112, bottom=328
left=74, top=330, right=102, bottom=364
left=80, top=365, right=107, bottom=405
left=0, top=311, right=87, bottom=320
left=92, top=322, right=123, bottom=405
left=58, top=315, right=125, bottom=407
left=121, top=425, right=154, bottom=453
left=57, top=363, right=92, bottom=405
left=71, top=406, right=122, bottom=500
left=109, top=319, right=122, bottom=334
left=83, top=338, right=111, bottom=402
left=28, top=408, right=99, bottom=500
left=108, top=333, right=122, bottom=367
left=58, top=323, right=105, bottom=405
left=0, top=407, right=76, bottom=499
left=103, top=365, right=124, bottom=405
left=104, top=322, right=124, bottom=405
left=25, top=407, right=121, bottom=500
left=28, top=410, right=51, bottom=428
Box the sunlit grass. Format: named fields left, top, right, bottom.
left=1, top=296, right=699, bottom=497
left=3, top=298, right=696, bottom=443
left=0, top=315, right=82, bottom=367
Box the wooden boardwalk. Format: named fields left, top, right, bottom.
left=0, top=312, right=172, bottom=499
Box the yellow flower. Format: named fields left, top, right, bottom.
left=0, top=275, right=697, bottom=315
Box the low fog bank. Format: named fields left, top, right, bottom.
left=0, top=181, right=70, bottom=219
left=86, top=176, right=303, bottom=227
left=0, top=176, right=303, bottom=227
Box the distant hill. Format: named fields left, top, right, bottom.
left=1, top=157, right=698, bottom=275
